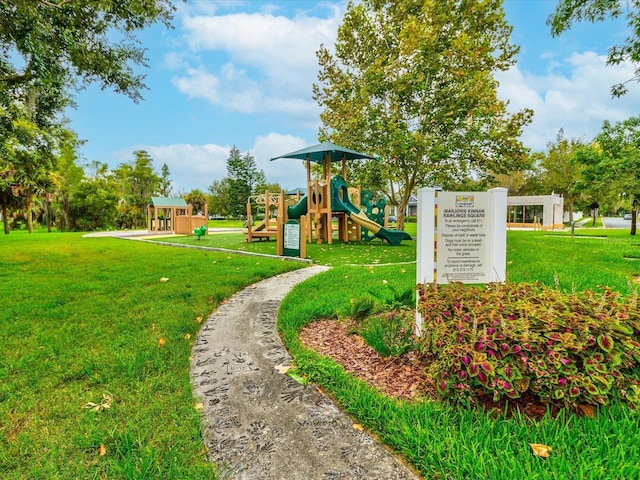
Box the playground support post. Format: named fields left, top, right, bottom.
left=277, top=215, right=283, bottom=255
left=245, top=200, right=253, bottom=242
left=276, top=189, right=286, bottom=255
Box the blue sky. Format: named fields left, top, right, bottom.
left=65, top=0, right=639, bottom=194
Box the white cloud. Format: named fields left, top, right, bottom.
left=498, top=51, right=640, bottom=152
left=172, top=66, right=222, bottom=105
left=162, top=51, right=190, bottom=70
left=170, top=5, right=342, bottom=118
left=251, top=133, right=308, bottom=189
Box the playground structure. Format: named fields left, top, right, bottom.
left=247, top=142, right=411, bottom=248
left=147, top=197, right=208, bottom=236
left=244, top=191, right=281, bottom=242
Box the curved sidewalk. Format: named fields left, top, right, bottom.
left=190, top=266, right=420, bottom=480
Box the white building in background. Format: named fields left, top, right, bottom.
left=507, top=193, right=564, bottom=230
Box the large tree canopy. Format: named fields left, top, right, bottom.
left=0, top=1, right=176, bottom=233
left=549, top=0, right=640, bottom=96
left=576, top=116, right=640, bottom=234
left=538, top=129, right=585, bottom=223
left=0, top=0, right=175, bottom=106
left=314, top=0, right=532, bottom=228
left=225, top=146, right=266, bottom=219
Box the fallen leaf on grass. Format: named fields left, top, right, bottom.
left=160, top=277, right=169, bottom=282
left=353, top=423, right=364, bottom=431
left=184, top=333, right=191, bottom=340
left=529, top=443, right=552, bottom=458
left=579, top=404, right=595, bottom=418
left=195, top=403, right=204, bottom=411
left=99, top=444, right=107, bottom=456
left=158, top=338, right=166, bottom=348
left=288, top=371, right=307, bottom=385
left=196, top=315, right=203, bottom=323
left=83, top=393, right=113, bottom=412
left=274, top=365, right=292, bottom=374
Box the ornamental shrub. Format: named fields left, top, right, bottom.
left=416, top=282, right=640, bottom=408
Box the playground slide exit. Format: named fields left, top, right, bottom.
left=287, top=177, right=412, bottom=246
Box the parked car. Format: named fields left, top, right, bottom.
left=624, top=213, right=634, bottom=220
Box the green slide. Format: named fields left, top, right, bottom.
left=287, top=195, right=308, bottom=219
left=330, top=176, right=412, bottom=246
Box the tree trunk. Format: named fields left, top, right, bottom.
left=567, top=196, right=574, bottom=224
left=1, top=203, right=9, bottom=234
left=63, top=197, right=71, bottom=232
left=396, top=188, right=414, bottom=231
left=46, top=199, right=52, bottom=233
left=632, top=206, right=637, bottom=236
left=26, top=193, right=33, bottom=233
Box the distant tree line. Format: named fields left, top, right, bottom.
left=0, top=146, right=177, bottom=233
left=207, top=146, right=280, bottom=220
left=0, top=141, right=286, bottom=233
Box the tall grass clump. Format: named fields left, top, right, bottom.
left=345, top=286, right=416, bottom=357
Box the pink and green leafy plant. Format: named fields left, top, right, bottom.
left=417, top=282, right=640, bottom=408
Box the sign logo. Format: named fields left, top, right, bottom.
left=455, top=195, right=474, bottom=208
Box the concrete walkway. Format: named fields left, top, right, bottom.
left=190, top=266, right=420, bottom=480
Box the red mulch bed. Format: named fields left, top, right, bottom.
left=299, top=319, right=576, bottom=420
left=300, top=319, right=434, bottom=402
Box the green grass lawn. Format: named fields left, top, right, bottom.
left=207, top=219, right=243, bottom=229
left=278, top=228, right=640, bottom=480
left=164, top=231, right=416, bottom=266
left=3, top=226, right=640, bottom=479
left=0, top=231, right=301, bottom=479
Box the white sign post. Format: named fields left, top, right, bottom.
left=415, top=187, right=507, bottom=333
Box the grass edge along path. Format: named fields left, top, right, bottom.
left=0, top=232, right=303, bottom=480
left=278, top=231, right=640, bottom=480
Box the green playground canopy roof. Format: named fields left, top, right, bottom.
left=270, top=141, right=377, bottom=164
left=149, top=197, right=188, bottom=208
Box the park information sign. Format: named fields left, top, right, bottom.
left=437, top=192, right=492, bottom=284
left=416, top=187, right=507, bottom=286
left=283, top=220, right=301, bottom=257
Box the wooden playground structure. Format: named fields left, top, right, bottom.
left=244, top=191, right=281, bottom=242
left=244, top=145, right=368, bottom=246
left=147, top=197, right=208, bottom=235
left=304, top=153, right=361, bottom=245
left=244, top=142, right=411, bottom=254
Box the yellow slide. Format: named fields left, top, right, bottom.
left=252, top=219, right=267, bottom=231
left=350, top=210, right=382, bottom=235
